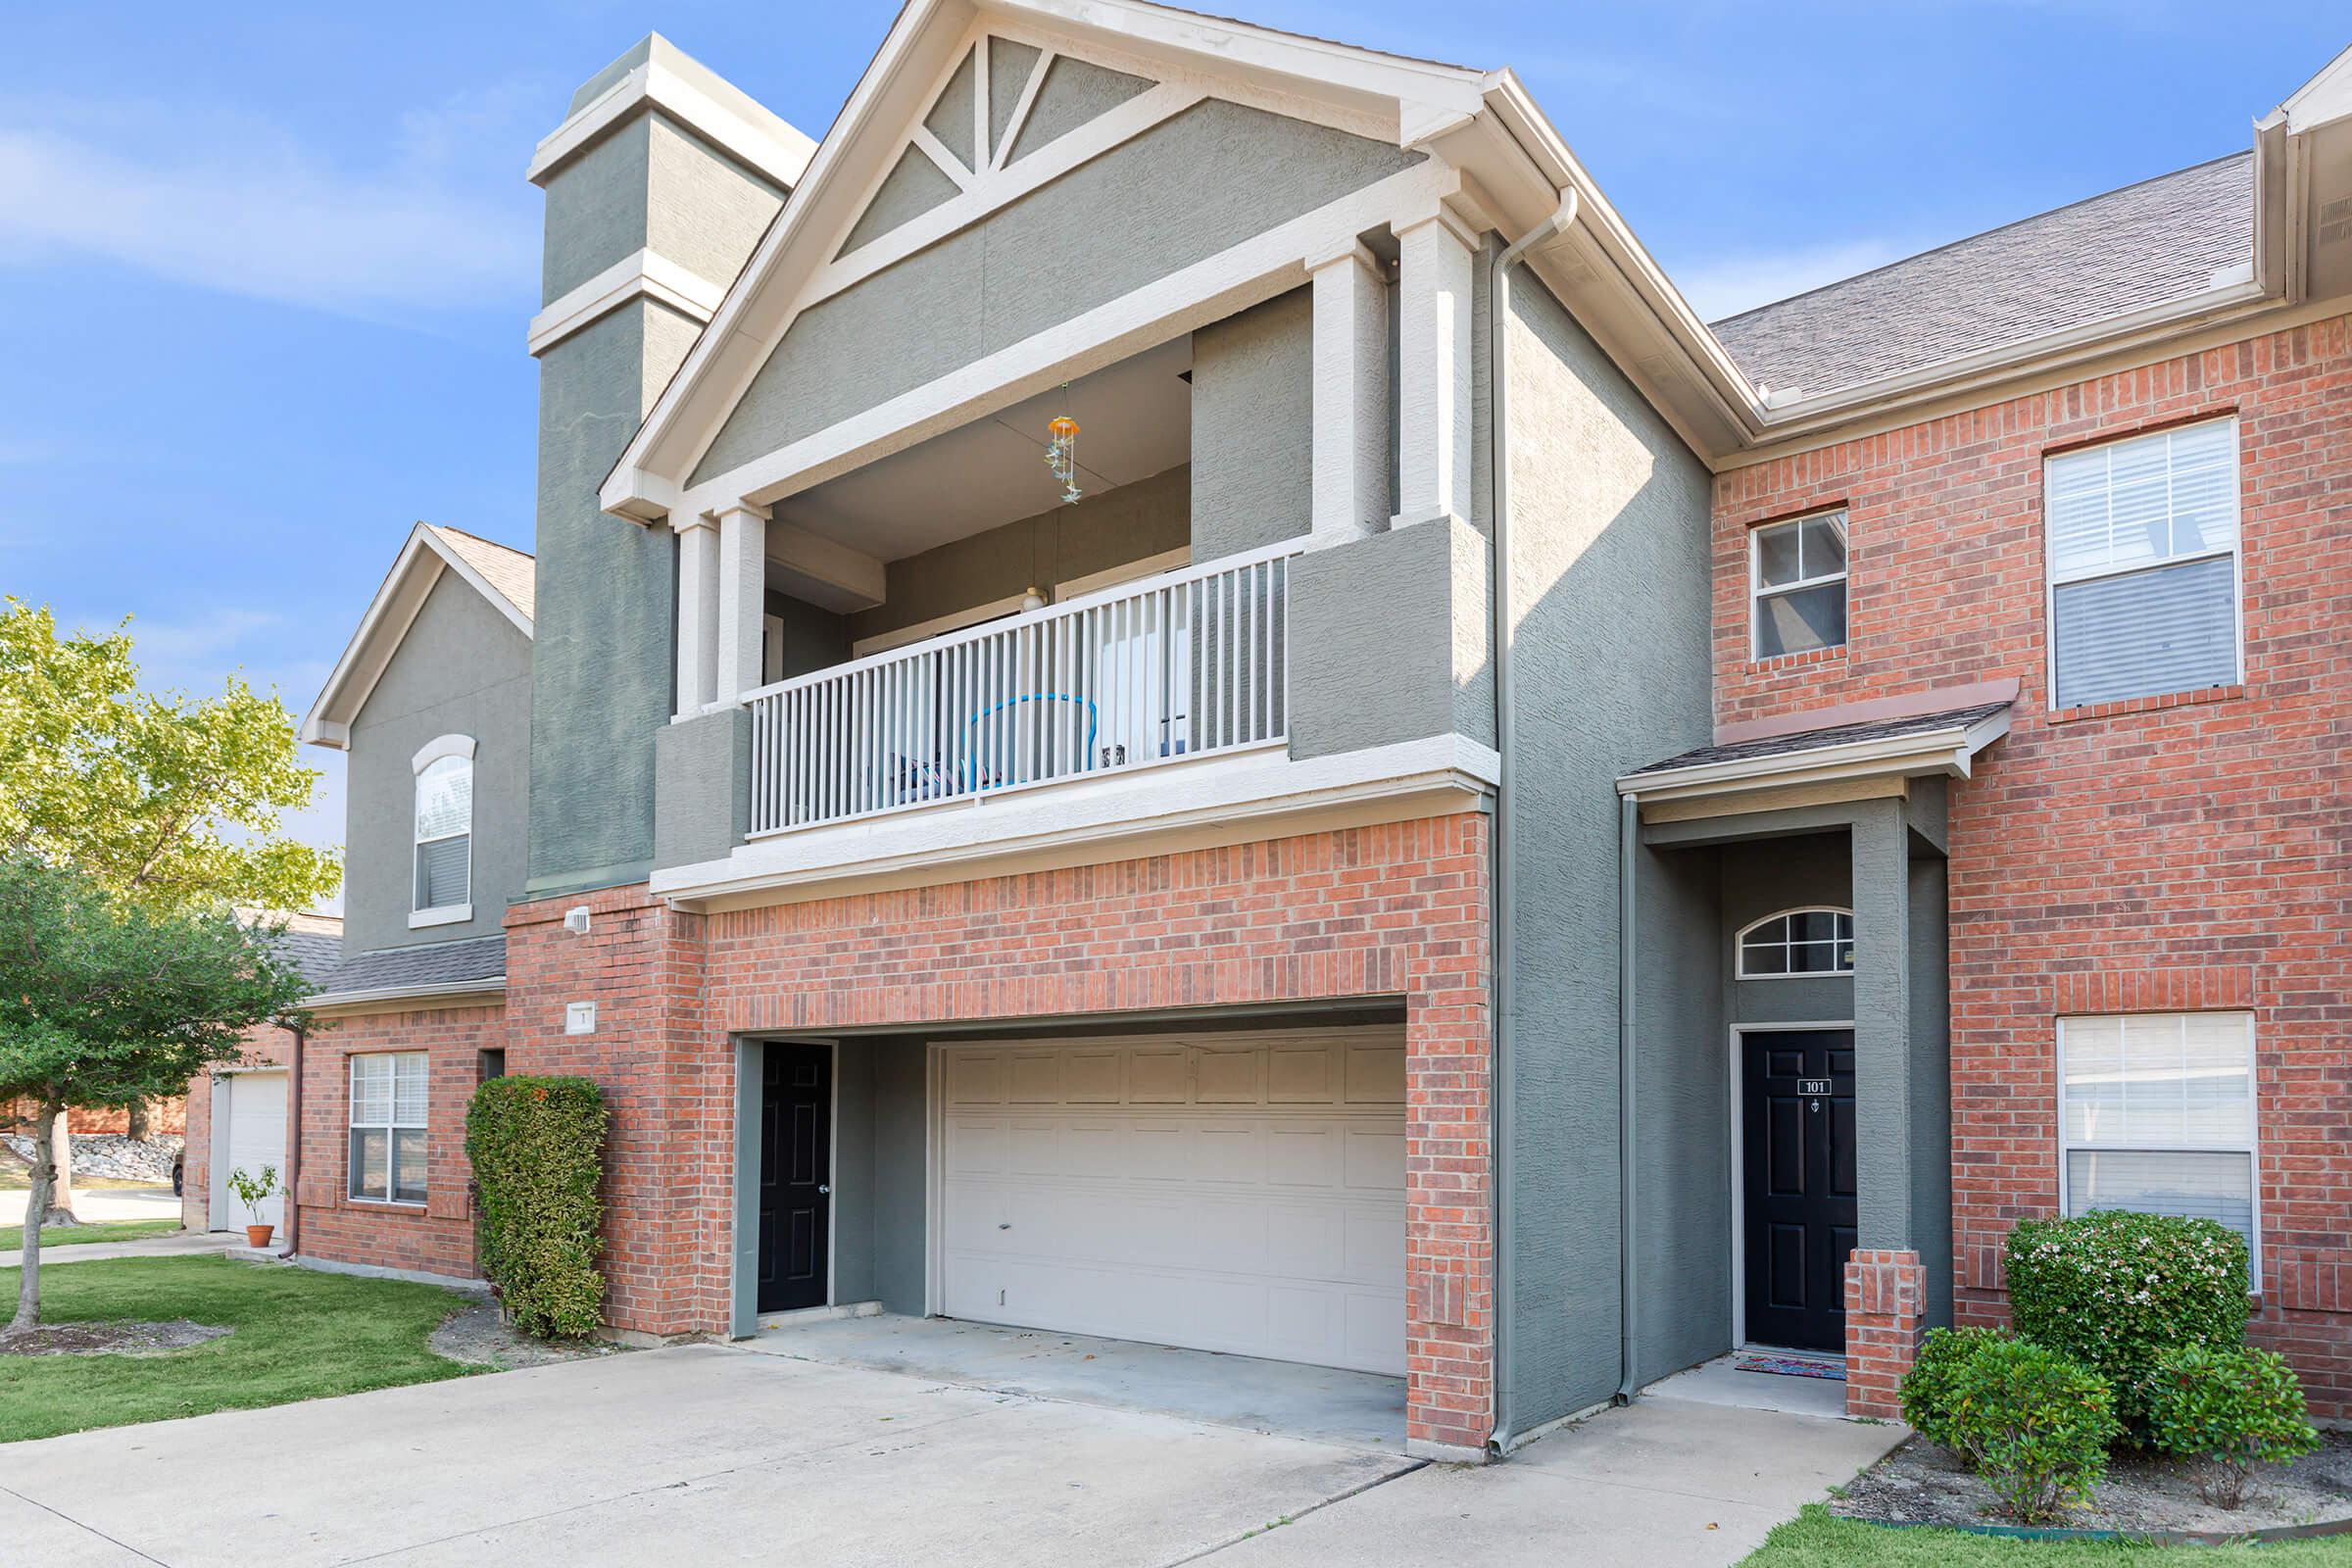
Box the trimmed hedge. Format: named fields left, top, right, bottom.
left=1945, top=1338, right=2120, bottom=1522
left=466, top=1075, right=608, bottom=1339
left=2146, top=1344, right=2320, bottom=1508
left=2005, top=1209, right=2248, bottom=1433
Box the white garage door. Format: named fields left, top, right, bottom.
left=939, top=1029, right=1406, bottom=1375
left=216, top=1071, right=286, bottom=1231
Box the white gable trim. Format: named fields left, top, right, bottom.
left=301, top=527, right=535, bottom=751
left=598, top=0, right=1494, bottom=521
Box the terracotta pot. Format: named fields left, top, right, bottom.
left=245, top=1224, right=274, bottom=1249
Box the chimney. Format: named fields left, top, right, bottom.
left=521, top=36, right=813, bottom=898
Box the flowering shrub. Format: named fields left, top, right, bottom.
left=2145, top=1345, right=2320, bottom=1508
left=2005, top=1210, right=2248, bottom=1433
left=1946, top=1338, right=2121, bottom=1521
left=1899, top=1325, right=2015, bottom=1452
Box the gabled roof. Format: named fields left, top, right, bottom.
left=307, top=934, right=507, bottom=1011
left=1713, top=154, right=2255, bottom=399
left=301, top=524, right=534, bottom=750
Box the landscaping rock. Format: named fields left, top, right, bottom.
left=429, top=1302, right=633, bottom=1370
left=1835, top=1430, right=2352, bottom=1536
left=0, top=1319, right=230, bottom=1357
left=2, top=1133, right=182, bottom=1184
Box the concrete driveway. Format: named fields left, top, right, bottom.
left=0, top=1342, right=1898, bottom=1567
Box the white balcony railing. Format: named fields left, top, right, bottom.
left=746, top=541, right=1300, bottom=836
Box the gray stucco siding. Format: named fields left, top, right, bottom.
left=840, top=147, right=960, bottom=257
left=1006, top=54, right=1153, bottom=165
left=693, top=100, right=1421, bottom=485
left=652, top=707, right=751, bottom=872
left=1287, top=515, right=1493, bottom=760
left=1191, top=288, right=1312, bottom=560
left=645, top=117, right=784, bottom=291
left=541, top=116, right=653, bottom=303
left=343, top=570, right=533, bottom=953
left=1496, top=272, right=1715, bottom=1430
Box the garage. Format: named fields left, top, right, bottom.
left=935, top=1028, right=1407, bottom=1375
left=211, top=1070, right=287, bottom=1232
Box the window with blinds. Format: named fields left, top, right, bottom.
left=2058, top=1011, right=2257, bottom=1275
left=413, top=754, right=472, bottom=912
left=349, top=1052, right=428, bottom=1203
left=2046, top=419, right=2240, bottom=709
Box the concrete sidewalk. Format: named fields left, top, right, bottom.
left=0, top=1232, right=232, bottom=1267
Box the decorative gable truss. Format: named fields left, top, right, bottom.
left=841, top=37, right=1159, bottom=259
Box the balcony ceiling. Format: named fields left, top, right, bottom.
left=775, top=335, right=1195, bottom=564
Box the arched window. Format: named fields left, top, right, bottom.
left=412, top=736, right=474, bottom=921
left=1737, top=907, right=1854, bottom=978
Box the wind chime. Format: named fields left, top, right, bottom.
left=1044, top=404, right=1082, bottom=505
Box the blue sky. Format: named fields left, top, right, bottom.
left=3, top=2, right=2338, bottom=907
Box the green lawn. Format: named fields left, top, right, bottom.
left=1, top=1218, right=183, bottom=1252
left=0, top=1254, right=473, bottom=1443
left=1743, top=1506, right=2350, bottom=1566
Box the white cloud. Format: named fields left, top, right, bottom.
left=1670, top=238, right=1905, bottom=323
left=0, top=91, right=537, bottom=317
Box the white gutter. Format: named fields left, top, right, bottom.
left=306, top=978, right=508, bottom=1013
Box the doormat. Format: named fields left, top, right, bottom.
left=1736, top=1353, right=1846, bottom=1382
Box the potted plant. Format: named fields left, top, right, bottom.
left=227, top=1163, right=279, bottom=1250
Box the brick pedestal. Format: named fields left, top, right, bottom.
left=1844, top=1249, right=1925, bottom=1419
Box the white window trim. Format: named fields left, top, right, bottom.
left=2041, top=416, right=2244, bottom=710
left=1748, top=510, right=1849, bottom=661
left=2054, top=1011, right=2261, bottom=1288
left=412, top=737, right=475, bottom=920
left=347, top=1052, right=429, bottom=1208
left=1735, top=906, right=1856, bottom=981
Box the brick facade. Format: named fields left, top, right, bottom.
left=487, top=815, right=1496, bottom=1451
left=1843, top=1250, right=1926, bottom=1419
left=1714, top=315, right=2352, bottom=1417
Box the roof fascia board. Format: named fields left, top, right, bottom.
left=528, top=54, right=817, bottom=190
left=308, top=978, right=507, bottom=1016
left=2259, top=43, right=2352, bottom=135
left=1615, top=710, right=2011, bottom=804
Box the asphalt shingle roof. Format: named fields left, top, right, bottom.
left=311, top=935, right=507, bottom=1002
left=1709, top=153, right=2253, bottom=397
left=429, top=526, right=535, bottom=625
left=1629, top=701, right=2014, bottom=778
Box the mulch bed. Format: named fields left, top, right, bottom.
left=428, top=1302, right=633, bottom=1370
left=1835, top=1430, right=2352, bottom=1537
left=0, top=1319, right=232, bottom=1357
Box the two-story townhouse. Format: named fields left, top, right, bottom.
left=205, top=3, right=2350, bottom=1460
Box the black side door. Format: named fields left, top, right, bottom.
left=1741, top=1030, right=1857, bottom=1353
left=758, top=1042, right=832, bottom=1313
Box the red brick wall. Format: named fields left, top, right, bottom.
left=291, top=1007, right=502, bottom=1280
left=1713, top=316, right=2352, bottom=1415
left=503, top=814, right=1496, bottom=1451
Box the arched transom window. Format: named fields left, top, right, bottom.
left=1737, top=907, right=1854, bottom=978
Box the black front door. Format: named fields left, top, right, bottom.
left=758, top=1042, right=831, bottom=1313
left=1741, top=1030, right=1857, bottom=1353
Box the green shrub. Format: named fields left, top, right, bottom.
left=1945, top=1337, right=2120, bottom=1521
left=1899, top=1325, right=2015, bottom=1451
left=466, top=1075, right=608, bottom=1339
left=2005, top=1209, right=2248, bottom=1432
left=2145, top=1343, right=2320, bottom=1509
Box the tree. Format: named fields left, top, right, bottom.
left=0, top=600, right=339, bottom=1207
left=0, top=600, right=341, bottom=913
left=0, top=856, right=314, bottom=1334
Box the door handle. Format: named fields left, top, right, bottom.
left=818, top=1184, right=831, bottom=1195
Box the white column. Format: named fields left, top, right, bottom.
left=1393, top=207, right=1478, bottom=530
left=1309, top=239, right=1390, bottom=549
left=712, top=501, right=770, bottom=706
left=673, top=513, right=720, bottom=717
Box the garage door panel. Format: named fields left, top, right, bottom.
left=947, top=1052, right=1004, bottom=1103
left=218, top=1071, right=287, bottom=1231
left=938, top=1031, right=1407, bottom=1376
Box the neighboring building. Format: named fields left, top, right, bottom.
left=196, top=7, right=2350, bottom=1455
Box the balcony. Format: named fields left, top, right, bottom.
left=746, top=543, right=1295, bottom=836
